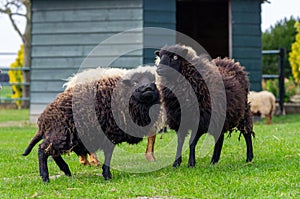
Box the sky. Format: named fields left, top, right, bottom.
left=0, top=0, right=300, bottom=67
left=261, top=0, right=300, bottom=31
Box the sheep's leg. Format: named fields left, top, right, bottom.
left=210, top=134, right=224, bottom=164
left=145, top=134, right=156, bottom=161
left=102, top=142, right=115, bottom=180
left=188, top=131, right=202, bottom=167
left=243, top=103, right=254, bottom=162
left=38, top=145, right=50, bottom=182
left=52, top=155, right=71, bottom=177
left=266, top=114, right=272, bottom=125
left=242, top=132, right=254, bottom=162
left=173, top=132, right=185, bottom=168
left=79, top=155, right=90, bottom=166
left=89, top=153, right=100, bottom=167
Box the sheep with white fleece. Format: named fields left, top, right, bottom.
left=248, top=91, right=276, bottom=124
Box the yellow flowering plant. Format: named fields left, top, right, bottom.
left=8, top=45, right=24, bottom=108
left=289, top=22, right=300, bottom=84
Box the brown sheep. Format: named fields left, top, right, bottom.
left=64, top=68, right=159, bottom=165
left=23, top=66, right=165, bottom=182
left=155, top=44, right=255, bottom=167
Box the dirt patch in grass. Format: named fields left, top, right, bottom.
left=0, top=120, right=31, bottom=127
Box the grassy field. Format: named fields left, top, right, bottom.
left=0, top=109, right=299, bottom=198
left=0, top=86, right=12, bottom=99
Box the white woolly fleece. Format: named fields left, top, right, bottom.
left=123, top=65, right=157, bottom=79
left=248, top=91, right=276, bottom=116
left=63, top=67, right=127, bottom=89
left=64, top=66, right=159, bottom=90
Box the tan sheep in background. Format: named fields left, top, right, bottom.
left=248, top=91, right=276, bottom=124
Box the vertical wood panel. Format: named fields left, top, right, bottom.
left=231, top=0, right=262, bottom=91
left=143, top=0, right=176, bottom=64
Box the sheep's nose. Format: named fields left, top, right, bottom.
left=140, top=83, right=156, bottom=93
left=159, top=55, right=171, bottom=65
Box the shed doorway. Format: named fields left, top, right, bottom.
left=176, top=0, right=229, bottom=58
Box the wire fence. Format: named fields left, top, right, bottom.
left=0, top=52, right=30, bottom=104
left=262, top=48, right=285, bottom=115
left=0, top=49, right=286, bottom=111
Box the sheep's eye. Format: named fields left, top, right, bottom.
left=173, top=55, right=178, bottom=60
left=122, top=79, right=131, bottom=86
left=132, top=81, right=138, bottom=86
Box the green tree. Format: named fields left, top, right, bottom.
left=289, top=21, right=300, bottom=83
left=262, top=16, right=299, bottom=77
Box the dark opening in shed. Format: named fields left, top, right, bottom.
left=176, top=0, right=229, bottom=58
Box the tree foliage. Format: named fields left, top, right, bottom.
left=262, top=17, right=299, bottom=77
left=289, top=21, right=300, bottom=84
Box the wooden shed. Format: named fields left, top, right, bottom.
left=30, top=0, right=264, bottom=122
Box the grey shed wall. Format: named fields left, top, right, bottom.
left=30, top=0, right=143, bottom=122
left=231, top=0, right=262, bottom=91
left=143, top=0, right=176, bottom=64
left=30, top=0, right=263, bottom=122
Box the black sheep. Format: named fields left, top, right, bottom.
left=155, top=44, right=254, bottom=167
left=23, top=66, right=165, bottom=182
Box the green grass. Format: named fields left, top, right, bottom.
left=0, top=109, right=29, bottom=122
left=0, top=85, right=12, bottom=99
left=0, top=109, right=299, bottom=198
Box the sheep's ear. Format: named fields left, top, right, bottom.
left=154, top=50, right=160, bottom=56
left=122, top=79, right=131, bottom=86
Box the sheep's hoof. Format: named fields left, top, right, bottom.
left=103, top=174, right=112, bottom=180
left=210, top=159, right=218, bottom=165
left=41, top=176, right=50, bottom=183
left=102, top=165, right=112, bottom=180
left=188, top=159, right=196, bottom=167
left=145, top=152, right=156, bottom=162
left=210, top=156, right=220, bottom=165
left=172, top=157, right=182, bottom=168
left=103, top=173, right=112, bottom=180
left=246, top=156, right=253, bottom=163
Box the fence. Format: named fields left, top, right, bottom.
left=0, top=52, right=30, bottom=104
left=0, top=49, right=287, bottom=112
left=262, top=48, right=285, bottom=115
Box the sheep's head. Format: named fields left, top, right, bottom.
left=121, top=66, right=159, bottom=105
left=115, top=66, right=161, bottom=130
left=155, top=45, right=189, bottom=77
